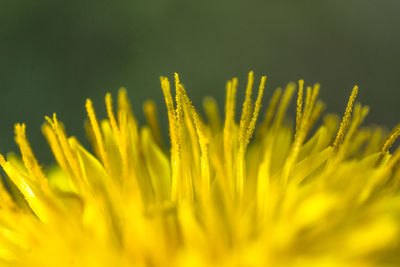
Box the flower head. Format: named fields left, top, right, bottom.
left=0, top=72, right=399, bottom=266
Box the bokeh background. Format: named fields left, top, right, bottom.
left=1, top=0, right=399, bottom=163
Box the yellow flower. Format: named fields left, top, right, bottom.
left=1, top=72, right=400, bottom=266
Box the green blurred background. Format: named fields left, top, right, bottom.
left=1, top=0, right=399, bottom=163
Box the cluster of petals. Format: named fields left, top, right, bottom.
left=0, top=72, right=399, bottom=266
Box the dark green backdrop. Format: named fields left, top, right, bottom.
left=1, top=0, right=399, bottom=163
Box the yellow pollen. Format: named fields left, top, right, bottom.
left=0, top=73, right=399, bottom=267
left=295, top=80, right=304, bottom=138
left=333, top=85, right=359, bottom=151
left=244, top=75, right=267, bottom=148
left=376, top=124, right=400, bottom=166
left=239, top=71, right=255, bottom=145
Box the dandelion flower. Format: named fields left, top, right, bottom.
left=1, top=72, right=400, bottom=266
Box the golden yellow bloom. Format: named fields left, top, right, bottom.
left=1, top=72, right=400, bottom=266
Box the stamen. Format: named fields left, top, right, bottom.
left=333, top=86, right=359, bottom=151
left=42, top=123, right=73, bottom=177
left=244, top=75, right=267, bottom=147
left=381, top=124, right=400, bottom=155
left=376, top=124, right=400, bottom=166
left=223, top=78, right=237, bottom=198
left=160, top=76, right=179, bottom=164
left=86, top=99, right=110, bottom=172
left=223, top=78, right=237, bottom=171
left=117, top=89, right=140, bottom=152
left=283, top=82, right=320, bottom=184
left=239, top=71, right=255, bottom=144
left=84, top=120, right=102, bottom=160
left=306, top=101, right=325, bottom=136
left=337, top=103, right=369, bottom=160
left=117, top=88, right=133, bottom=120
left=302, top=84, right=320, bottom=134
left=117, top=89, right=139, bottom=146
left=295, top=80, right=304, bottom=139
left=203, top=96, right=221, bottom=133
left=225, top=78, right=238, bottom=130
left=256, top=88, right=282, bottom=137
left=161, top=76, right=179, bottom=200
left=48, top=113, right=82, bottom=181
left=143, top=100, right=163, bottom=149
left=304, top=86, right=312, bottom=116
left=174, top=73, right=194, bottom=201
left=307, top=84, right=320, bottom=118
left=14, top=123, right=48, bottom=190
left=272, top=83, right=296, bottom=129
left=117, top=109, right=130, bottom=179
left=173, top=73, right=184, bottom=157
left=181, top=89, right=209, bottom=153
left=182, top=89, right=210, bottom=198
left=105, top=93, right=120, bottom=137
left=237, top=74, right=266, bottom=200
